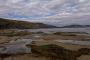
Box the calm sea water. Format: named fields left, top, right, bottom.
left=24, top=28, right=90, bottom=34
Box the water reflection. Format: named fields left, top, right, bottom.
left=0, top=39, right=32, bottom=54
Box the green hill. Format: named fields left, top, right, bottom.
left=0, top=18, right=57, bottom=29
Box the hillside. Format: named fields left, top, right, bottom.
left=0, top=18, right=57, bottom=29
left=60, top=24, right=90, bottom=28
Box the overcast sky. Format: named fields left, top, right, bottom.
left=0, top=0, right=90, bottom=25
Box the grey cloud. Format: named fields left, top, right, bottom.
left=0, top=0, right=90, bottom=20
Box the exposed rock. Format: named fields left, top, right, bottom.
left=30, top=44, right=90, bottom=60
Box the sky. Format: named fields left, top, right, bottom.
left=0, top=0, right=90, bottom=26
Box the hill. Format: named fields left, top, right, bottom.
left=60, top=24, right=90, bottom=28
left=0, top=18, right=57, bottom=29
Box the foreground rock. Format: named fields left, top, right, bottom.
left=30, top=44, right=90, bottom=60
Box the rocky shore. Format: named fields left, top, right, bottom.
left=0, top=29, right=90, bottom=60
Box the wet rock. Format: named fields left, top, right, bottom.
left=31, top=44, right=90, bottom=60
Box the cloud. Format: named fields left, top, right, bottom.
left=0, top=0, right=90, bottom=20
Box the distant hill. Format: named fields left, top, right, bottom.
left=0, top=18, right=57, bottom=29
left=60, top=24, right=90, bottom=28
